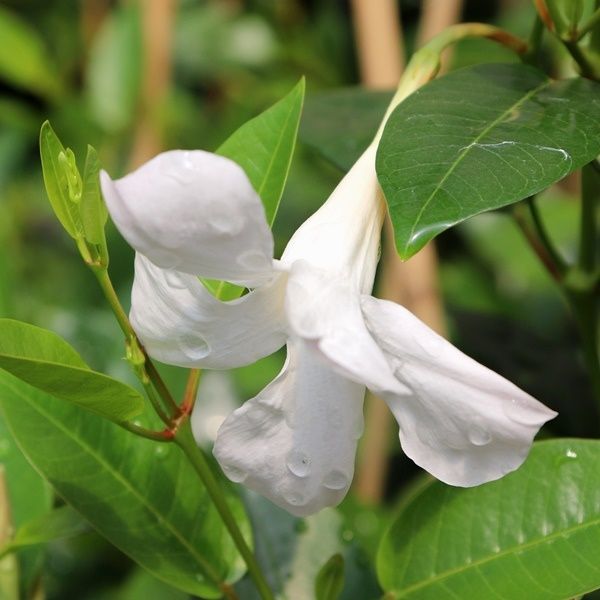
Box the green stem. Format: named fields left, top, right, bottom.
left=527, top=197, right=567, bottom=272
left=567, top=287, right=600, bottom=400
left=118, top=421, right=173, bottom=442
left=91, top=268, right=179, bottom=417
left=512, top=200, right=566, bottom=282
left=174, top=421, right=274, bottom=600
left=562, top=39, right=600, bottom=79
left=579, top=164, right=599, bottom=272
left=524, top=15, right=545, bottom=66
left=577, top=6, right=600, bottom=40
left=182, top=369, right=202, bottom=413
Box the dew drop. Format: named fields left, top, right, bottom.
left=467, top=425, right=492, bottom=447
left=221, top=463, right=247, bottom=483
left=154, top=445, right=170, bottom=460
left=238, top=249, right=268, bottom=270
left=286, top=449, right=311, bottom=478
left=209, top=213, right=243, bottom=236
left=284, top=490, right=306, bottom=507
left=178, top=335, right=210, bottom=362
left=341, top=529, right=354, bottom=542
left=565, top=449, right=577, bottom=459
left=502, top=397, right=547, bottom=426
left=163, top=269, right=188, bottom=290
left=323, top=470, right=349, bottom=491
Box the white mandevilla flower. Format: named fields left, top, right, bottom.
left=100, top=107, right=556, bottom=518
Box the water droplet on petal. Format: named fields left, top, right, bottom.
left=238, top=249, right=268, bottom=271
left=178, top=335, right=210, bottom=362
left=163, top=269, right=188, bottom=290
left=221, top=463, right=247, bottom=483
left=323, top=470, right=349, bottom=491
left=502, top=397, right=547, bottom=426
left=286, top=449, right=311, bottom=478
left=468, top=425, right=491, bottom=447
left=151, top=249, right=179, bottom=270
left=209, top=212, right=243, bottom=236
left=283, top=490, right=306, bottom=507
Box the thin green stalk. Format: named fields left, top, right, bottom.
left=577, top=5, right=600, bottom=40
left=562, top=39, right=600, bottom=79
left=579, top=164, right=599, bottom=272
left=512, top=200, right=566, bottom=282
left=92, top=268, right=179, bottom=417
left=174, top=421, right=274, bottom=600
left=527, top=197, right=568, bottom=273
left=567, top=288, right=600, bottom=400
left=118, top=421, right=173, bottom=442
left=182, top=368, right=202, bottom=413
left=524, top=15, right=545, bottom=66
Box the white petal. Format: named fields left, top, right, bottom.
left=130, top=254, right=287, bottom=369
left=100, top=150, right=274, bottom=286
left=213, top=340, right=365, bottom=516
left=361, top=296, right=557, bottom=487
left=281, top=144, right=384, bottom=292
left=284, top=260, right=406, bottom=395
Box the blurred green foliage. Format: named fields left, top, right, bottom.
left=0, top=0, right=595, bottom=598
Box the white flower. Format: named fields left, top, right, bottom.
left=100, top=86, right=556, bottom=515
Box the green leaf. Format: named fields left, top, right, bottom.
left=218, top=78, right=305, bottom=226
left=10, top=505, right=88, bottom=550
left=0, top=7, right=60, bottom=99
left=86, top=5, right=143, bottom=132
left=0, top=319, right=144, bottom=422
left=81, top=145, right=108, bottom=246
left=315, top=553, right=345, bottom=600
left=39, top=121, right=81, bottom=239
left=300, top=88, right=392, bottom=172
left=377, top=439, right=600, bottom=600
left=0, top=415, right=52, bottom=593
left=207, top=79, right=305, bottom=301
left=376, top=64, right=600, bottom=258
left=0, top=372, right=250, bottom=598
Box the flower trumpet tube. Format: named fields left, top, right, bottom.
left=101, top=76, right=556, bottom=518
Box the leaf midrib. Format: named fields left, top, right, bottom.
left=5, top=378, right=225, bottom=592
left=403, top=77, right=551, bottom=254
left=394, top=516, right=600, bottom=597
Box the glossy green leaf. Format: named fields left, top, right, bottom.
left=300, top=88, right=392, bottom=171
left=10, top=505, right=88, bottom=549
left=376, top=64, right=600, bottom=258
left=378, top=439, right=600, bottom=599
left=315, top=553, right=345, bottom=600
left=218, top=78, right=305, bottom=226
left=40, top=121, right=81, bottom=239
left=81, top=145, right=108, bottom=246
left=86, top=5, right=142, bottom=132
left=206, top=79, right=305, bottom=300
left=0, top=319, right=144, bottom=422
left=0, top=372, right=250, bottom=597
left=0, top=7, right=59, bottom=98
